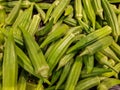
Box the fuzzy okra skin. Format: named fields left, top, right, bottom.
left=19, top=26, right=49, bottom=78
left=3, top=29, right=18, bottom=90
left=101, top=0, right=120, bottom=41
left=65, top=56, right=82, bottom=90
left=80, top=36, right=113, bottom=56
left=67, top=25, right=112, bottom=54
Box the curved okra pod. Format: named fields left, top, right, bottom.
left=19, top=26, right=49, bottom=78
left=80, top=36, right=114, bottom=56
left=3, top=29, right=18, bottom=90
left=65, top=56, right=83, bottom=90
left=67, top=25, right=112, bottom=53
left=101, top=0, right=120, bottom=41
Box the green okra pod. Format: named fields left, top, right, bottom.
left=65, top=56, right=83, bottom=90
left=102, top=0, right=120, bottom=41
left=44, top=0, right=60, bottom=23
left=75, top=0, right=82, bottom=20
left=5, top=0, right=22, bottom=25
left=101, top=47, right=120, bottom=63
left=40, top=24, right=69, bottom=48
left=35, top=4, right=46, bottom=22
left=67, top=25, right=112, bottom=53
left=56, top=59, right=73, bottom=90
left=3, top=29, right=18, bottom=90
left=83, top=55, right=94, bottom=73
left=95, top=52, right=118, bottom=73
left=82, top=0, right=96, bottom=29
left=50, top=0, right=71, bottom=23
left=81, top=67, right=111, bottom=78
left=97, top=78, right=120, bottom=90
left=19, top=26, right=49, bottom=78
left=28, top=14, right=41, bottom=36
left=80, top=36, right=113, bottom=56
left=110, top=41, right=120, bottom=56
left=75, top=77, right=105, bottom=90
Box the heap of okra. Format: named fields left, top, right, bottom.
left=1, top=0, right=120, bottom=90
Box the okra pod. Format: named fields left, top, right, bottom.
left=80, top=36, right=113, bottom=56
left=50, top=69, right=62, bottom=86
left=40, top=24, right=69, bottom=48
left=97, top=78, right=120, bottom=90
left=82, top=0, right=96, bottom=29
left=67, top=25, right=112, bottom=53
left=92, top=0, right=103, bottom=19
left=28, top=14, right=41, bottom=36
left=75, top=0, right=82, bottom=20
left=57, top=52, right=76, bottom=70
left=101, top=47, right=120, bottom=63
left=19, top=26, right=49, bottom=78
left=64, top=5, right=73, bottom=16
left=63, top=17, right=77, bottom=26
left=75, top=77, right=105, bottom=90
left=17, top=72, right=26, bottom=90
left=65, top=56, right=83, bottom=90
left=5, top=0, right=22, bottom=25
left=56, top=59, right=73, bottom=90
left=3, top=29, right=18, bottom=90
left=47, top=27, right=81, bottom=73
left=81, top=67, right=111, bottom=78
left=83, top=55, right=94, bottom=73
left=95, top=52, right=118, bottom=72
left=35, top=4, right=46, bottom=21
left=101, top=0, right=120, bottom=41
left=110, top=41, right=120, bottom=56
left=50, top=0, right=71, bottom=23
left=44, top=0, right=60, bottom=23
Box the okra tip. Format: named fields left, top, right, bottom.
left=79, top=49, right=89, bottom=56
left=37, top=66, right=49, bottom=78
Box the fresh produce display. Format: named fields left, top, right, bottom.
left=1, top=0, right=120, bottom=90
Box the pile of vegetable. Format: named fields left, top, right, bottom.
left=1, top=0, right=120, bottom=90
